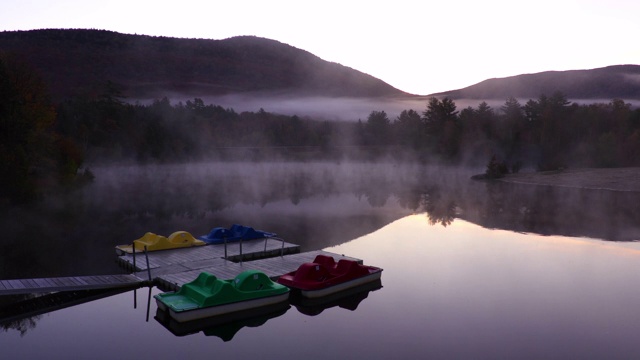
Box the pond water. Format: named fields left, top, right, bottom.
left=2, top=162, right=640, bottom=358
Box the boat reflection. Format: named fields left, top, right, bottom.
left=290, top=279, right=383, bottom=316
left=154, top=301, right=290, bottom=340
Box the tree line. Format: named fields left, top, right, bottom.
left=360, top=94, right=640, bottom=173
left=56, top=90, right=640, bottom=169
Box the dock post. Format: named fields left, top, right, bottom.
left=240, top=238, right=243, bottom=263
left=280, top=237, right=284, bottom=257
left=144, top=246, right=152, bottom=282
left=132, top=242, right=136, bottom=271
left=224, top=236, right=227, bottom=259
left=146, top=286, right=152, bottom=322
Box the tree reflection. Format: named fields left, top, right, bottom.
left=395, top=186, right=424, bottom=212
left=0, top=295, right=41, bottom=337
left=420, top=188, right=457, bottom=227
left=462, top=180, right=640, bottom=241
left=0, top=316, right=40, bottom=337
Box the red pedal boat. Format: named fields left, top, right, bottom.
left=277, top=255, right=383, bottom=298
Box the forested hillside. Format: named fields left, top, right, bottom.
left=0, top=29, right=407, bottom=100
left=435, top=65, right=640, bottom=100
left=2, top=29, right=638, bottom=103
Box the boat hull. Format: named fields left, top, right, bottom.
left=156, top=292, right=290, bottom=323
left=299, top=270, right=382, bottom=298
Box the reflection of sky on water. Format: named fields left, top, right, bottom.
left=3, top=214, right=640, bottom=358
left=328, top=215, right=640, bottom=358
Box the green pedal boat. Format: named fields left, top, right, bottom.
left=154, top=270, right=290, bottom=323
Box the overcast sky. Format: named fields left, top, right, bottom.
left=1, top=0, right=638, bottom=95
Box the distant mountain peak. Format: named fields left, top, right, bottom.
left=433, top=65, right=640, bottom=100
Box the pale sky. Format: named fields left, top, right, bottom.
left=1, top=0, right=638, bottom=95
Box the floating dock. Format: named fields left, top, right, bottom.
left=117, top=237, right=359, bottom=291
left=0, top=237, right=360, bottom=295
left=153, top=250, right=361, bottom=291
left=116, top=237, right=301, bottom=273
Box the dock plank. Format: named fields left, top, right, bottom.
left=22, top=278, right=39, bottom=289
left=8, top=280, right=26, bottom=289
left=33, top=278, right=53, bottom=288
left=58, top=277, right=80, bottom=287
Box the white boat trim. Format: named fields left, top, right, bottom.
left=301, top=271, right=382, bottom=299
left=156, top=300, right=168, bottom=312
left=157, top=292, right=290, bottom=323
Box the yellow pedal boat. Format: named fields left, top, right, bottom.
left=115, top=231, right=206, bottom=255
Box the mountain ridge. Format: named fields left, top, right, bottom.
left=1, top=29, right=638, bottom=103
left=433, top=65, right=640, bottom=100
left=0, top=29, right=408, bottom=101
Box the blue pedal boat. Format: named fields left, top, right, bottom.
left=198, top=224, right=278, bottom=245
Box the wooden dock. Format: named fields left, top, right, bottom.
left=154, top=250, right=362, bottom=291
left=116, top=237, right=359, bottom=291
left=116, top=237, right=301, bottom=272
left=0, top=274, right=144, bottom=296
left=0, top=238, right=359, bottom=296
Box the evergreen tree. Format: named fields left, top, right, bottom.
left=422, top=97, right=460, bottom=159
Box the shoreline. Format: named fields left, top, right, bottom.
left=496, top=167, right=640, bottom=192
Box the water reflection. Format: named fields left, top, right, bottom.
left=421, top=188, right=458, bottom=226
left=467, top=181, right=640, bottom=241
left=2, top=162, right=640, bottom=283
left=0, top=288, right=132, bottom=336
left=154, top=302, right=291, bottom=340
left=290, top=279, right=382, bottom=316
left=325, top=215, right=640, bottom=359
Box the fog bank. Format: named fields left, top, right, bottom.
left=135, top=93, right=640, bottom=122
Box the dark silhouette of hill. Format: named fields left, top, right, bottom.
left=433, top=65, right=640, bottom=100
left=0, top=29, right=409, bottom=101
left=2, top=29, right=638, bottom=105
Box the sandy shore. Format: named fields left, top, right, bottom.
left=499, top=167, right=640, bottom=192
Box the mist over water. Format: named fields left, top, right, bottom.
left=2, top=161, right=639, bottom=281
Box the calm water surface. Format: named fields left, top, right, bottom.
left=2, top=162, right=640, bottom=359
